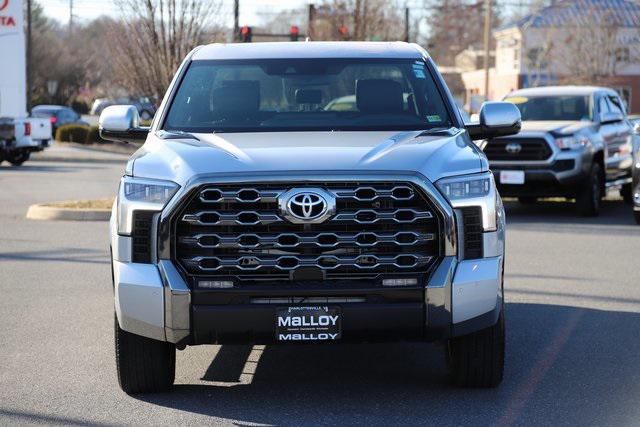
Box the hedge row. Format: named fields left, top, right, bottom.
left=55, top=124, right=106, bottom=144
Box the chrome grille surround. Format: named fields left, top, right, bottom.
left=159, top=173, right=456, bottom=284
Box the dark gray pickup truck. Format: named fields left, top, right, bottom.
left=481, top=86, right=636, bottom=216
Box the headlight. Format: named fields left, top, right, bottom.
left=436, top=171, right=497, bottom=231
left=117, top=176, right=179, bottom=235
left=554, top=135, right=589, bottom=150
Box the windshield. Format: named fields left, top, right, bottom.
left=504, top=95, right=591, bottom=121
left=163, top=59, right=453, bottom=133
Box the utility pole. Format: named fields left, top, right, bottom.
left=482, top=0, right=492, bottom=100
left=307, top=4, right=315, bottom=40
left=26, top=0, right=32, bottom=112
left=354, top=0, right=361, bottom=40
left=68, top=0, right=74, bottom=35
left=233, top=0, right=239, bottom=42
left=361, top=0, right=368, bottom=40
left=404, top=7, right=409, bottom=43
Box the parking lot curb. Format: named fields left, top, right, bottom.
left=26, top=204, right=111, bottom=221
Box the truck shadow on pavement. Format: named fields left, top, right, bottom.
left=134, top=303, right=640, bottom=425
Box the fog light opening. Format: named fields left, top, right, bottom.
left=199, top=280, right=234, bottom=289
left=382, top=278, right=418, bottom=287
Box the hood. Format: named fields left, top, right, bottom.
left=129, top=130, right=484, bottom=186
left=520, top=120, right=593, bottom=135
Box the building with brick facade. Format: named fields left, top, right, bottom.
left=460, top=0, right=640, bottom=113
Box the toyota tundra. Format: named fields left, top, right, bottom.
left=101, top=42, right=521, bottom=394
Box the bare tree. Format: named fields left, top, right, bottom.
left=309, top=0, right=404, bottom=41
left=107, top=0, right=225, bottom=100
left=423, top=0, right=502, bottom=66
left=549, top=6, right=635, bottom=85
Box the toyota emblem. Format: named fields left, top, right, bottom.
left=279, top=188, right=336, bottom=224
left=505, top=142, right=522, bottom=154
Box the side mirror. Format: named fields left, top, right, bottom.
left=99, top=105, right=149, bottom=144
left=466, top=101, right=521, bottom=140
left=600, top=111, right=624, bottom=125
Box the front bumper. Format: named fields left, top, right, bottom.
left=113, top=252, right=504, bottom=345
left=487, top=131, right=596, bottom=198
left=491, top=153, right=589, bottom=198
left=112, top=172, right=505, bottom=345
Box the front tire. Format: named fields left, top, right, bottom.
left=576, top=163, right=602, bottom=217
left=6, top=150, right=30, bottom=166
left=115, top=315, right=176, bottom=394
left=447, top=311, right=505, bottom=388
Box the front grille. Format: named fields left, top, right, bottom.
left=484, top=137, right=553, bottom=161
left=493, top=159, right=575, bottom=172
left=173, top=182, right=441, bottom=282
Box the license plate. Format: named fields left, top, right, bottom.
left=276, top=306, right=341, bottom=341
left=500, top=170, right=525, bottom=184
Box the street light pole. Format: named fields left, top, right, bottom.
left=482, top=0, right=492, bottom=100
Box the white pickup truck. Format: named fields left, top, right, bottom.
left=0, top=0, right=51, bottom=165
left=0, top=117, right=51, bottom=165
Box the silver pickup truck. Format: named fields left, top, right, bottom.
left=100, top=41, right=521, bottom=394
left=482, top=86, right=635, bottom=216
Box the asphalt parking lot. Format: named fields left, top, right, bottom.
left=1, top=146, right=639, bottom=426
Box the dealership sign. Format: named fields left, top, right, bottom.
left=0, top=0, right=19, bottom=35
left=0, top=0, right=26, bottom=118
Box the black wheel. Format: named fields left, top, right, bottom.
left=7, top=150, right=30, bottom=166
left=115, top=315, right=175, bottom=394
left=447, top=311, right=505, bottom=388
left=518, top=196, right=537, bottom=204
left=634, top=210, right=640, bottom=225
left=576, top=163, right=602, bottom=216
left=621, top=183, right=633, bottom=205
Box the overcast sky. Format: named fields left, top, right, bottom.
left=43, top=0, right=310, bottom=27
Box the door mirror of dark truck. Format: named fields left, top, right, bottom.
left=466, top=101, right=521, bottom=140
left=99, top=105, right=149, bottom=144
left=600, top=111, right=624, bottom=125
